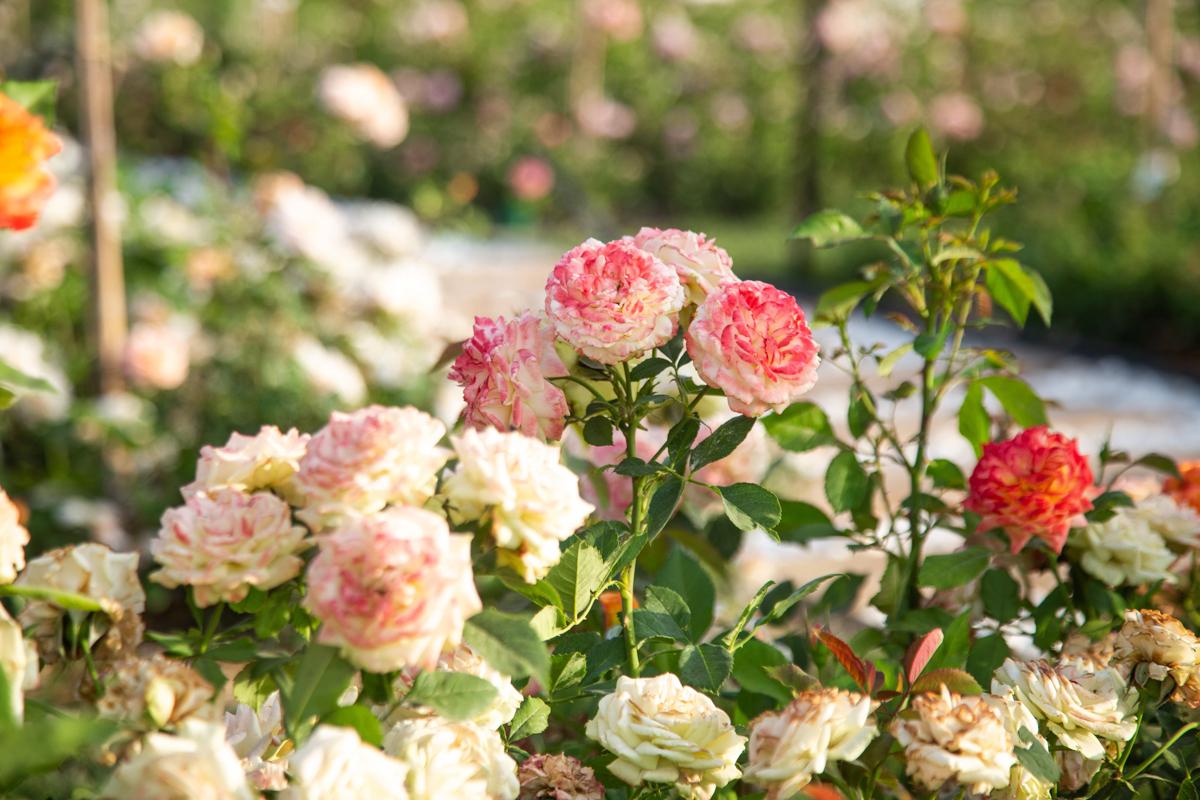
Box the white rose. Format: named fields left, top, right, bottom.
left=585, top=674, right=746, bottom=800
left=281, top=724, right=410, bottom=800
left=890, top=686, right=1017, bottom=794
left=98, top=655, right=214, bottom=728
left=17, top=543, right=146, bottom=664
left=992, top=658, right=1137, bottom=759
left=100, top=720, right=256, bottom=800
left=225, top=691, right=287, bottom=791
left=0, top=605, right=27, bottom=723
left=744, top=689, right=878, bottom=800
left=0, top=489, right=29, bottom=585
left=385, top=644, right=523, bottom=731
left=1130, top=494, right=1200, bottom=549
left=1068, top=514, right=1176, bottom=587
left=384, top=716, right=518, bottom=800
left=182, top=426, right=310, bottom=500
left=984, top=686, right=1053, bottom=800
left=443, top=428, right=594, bottom=583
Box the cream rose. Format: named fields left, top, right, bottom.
left=586, top=674, right=746, bottom=800
left=281, top=724, right=411, bottom=800
left=226, top=691, right=288, bottom=791
left=0, top=489, right=28, bottom=585
left=132, top=10, right=205, bottom=66
left=383, top=715, right=518, bottom=800
left=890, top=686, right=1018, bottom=794
left=744, top=689, right=878, bottom=800
left=0, top=605, right=27, bottom=723
left=98, top=655, right=214, bottom=728
left=17, top=543, right=146, bottom=664
left=152, top=489, right=310, bottom=607
left=182, top=426, right=310, bottom=500
left=1130, top=494, right=1200, bottom=549
left=100, top=720, right=256, bottom=800
left=984, top=686, right=1054, bottom=800
left=442, top=427, right=594, bottom=582
left=1068, top=514, right=1175, bottom=587
left=1113, top=608, right=1200, bottom=706
left=293, top=405, right=449, bottom=530
left=992, top=658, right=1137, bottom=759
left=385, top=643, right=523, bottom=731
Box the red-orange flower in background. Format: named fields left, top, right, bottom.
left=963, top=425, right=1096, bottom=554
left=0, top=92, right=62, bottom=232
left=1164, top=461, right=1200, bottom=514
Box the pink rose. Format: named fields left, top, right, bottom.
left=685, top=280, right=820, bottom=416
left=150, top=489, right=310, bottom=607
left=293, top=405, right=449, bottom=530
left=123, top=321, right=190, bottom=390
left=545, top=239, right=685, bottom=365
left=182, top=426, right=310, bottom=500
left=631, top=227, right=737, bottom=306
left=508, top=157, right=556, bottom=201
left=450, top=311, right=570, bottom=442
left=304, top=507, right=481, bottom=673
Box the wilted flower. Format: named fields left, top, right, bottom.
left=545, top=238, right=684, bottom=365
left=992, top=658, right=1137, bottom=759
left=319, top=64, right=410, bottom=148
left=449, top=311, right=570, bottom=442
left=1165, top=461, right=1200, bottom=513
left=586, top=673, right=746, bottom=799
left=1056, top=750, right=1102, bottom=793
left=0, top=606, right=27, bottom=723
left=1113, top=609, right=1200, bottom=706
left=508, top=157, right=556, bottom=201
left=124, top=319, right=191, bottom=390
left=100, top=720, right=255, bottom=800
left=0, top=489, right=29, bottom=585
left=387, top=643, right=523, bottom=731
left=151, top=489, right=310, bottom=607
left=132, top=10, right=205, bottom=66
left=384, top=715, right=518, bottom=800
left=1059, top=632, right=1117, bottom=673
left=304, top=506, right=481, bottom=673
left=226, top=691, right=288, bottom=791
left=963, top=426, right=1096, bottom=554
left=1130, top=494, right=1200, bottom=548
left=0, top=91, right=63, bottom=231
left=1068, top=514, right=1175, bottom=587
left=685, top=279, right=820, bottom=417
left=281, top=724, right=410, bottom=800
left=17, top=543, right=146, bottom=664
left=293, top=405, right=449, bottom=529
left=890, top=686, right=1017, bottom=794
left=744, top=689, right=878, bottom=800
left=984, top=686, right=1053, bottom=800
left=443, top=428, right=594, bottom=582
left=183, top=425, right=311, bottom=500
left=630, top=227, right=737, bottom=307
left=518, top=753, right=604, bottom=800
left=98, top=655, right=213, bottom=728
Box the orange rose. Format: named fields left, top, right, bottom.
left=1164, top=461, right=1200, bottom=514
left=963, top=426, right=1096, bottom=554
left=0, top=92, right=62, bottom=232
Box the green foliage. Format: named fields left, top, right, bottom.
left=403, top=672, right=500, bottom=722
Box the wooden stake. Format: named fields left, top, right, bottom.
left=75, top=0, right=126, bottom=394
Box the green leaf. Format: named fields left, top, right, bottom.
left=584, top=637, right=626, bottom=681
left=1015, top=728, right=1062, bottom=783
left=825, top=451, right=868, bottom=514
left=0, top=80, right=58, bottom=126
left=764, top=663, right=821, bottom=694
left=905, top=126, right=938, bottom=186
left=464, top=609, right=550, bottom=687
left=657, top=547, right=715, bottom=641
left=205, top=637, right=259, bottom=663
left=776, top=501, right=837, bottom=543
left=629, top=357, right=672, bottom=383
left=631, top=609, right=689, bottom=642
left=666, top=417, right=702, bottom=465
left=978, top=376, right=1047, bottom=427
left=847, top=389, right=874, bottom=439
left=789, top=210, right=869, bottom=248
left=871, top=558, right=904, bottom=616
left=1135, top=453, right=1181, bottom=480
left=282, top=644, right=356, bottom=741
left=1026, top=267, right=1053, bottom=326
left=913, top=321, right=952, bottom=359
left=910, top=668, right=982, bottom=695
left=732, top=639, right=792, bottom=704
left=405, top=671, right=499, bottom=721
left=613, top=457, right=660, bottom=477
left=981, top=569, right=1020, bottom=624
left=924, top=611, right=972, bottom=672
left=645, top=477, right=684, bottom=537
left=321, top=705, right=383, bottom=747
left=0, top=715, right=117, bottom=786
left=877, top=343, right=913, bottom=378
left=813, top=280, right=876, bottom=324
left=545, top=541, right=606, bottom=622
left=643, top=585, right=691, bottom=633
left=927, top=459, right=966, bottom=490
left=0, top=584, right=105, bottom=613
left=763, top=402, right=838, bottom=452
left=933, top=246, right=984, bottom=265
left=986, top=259, right=1038, bottom=328
left=919, top=548, right=992, bottom=590
left=582, top=416, right=614, bottom=447
left=508, top=696, right=550, bottom=740
left=754, top=573, right=842, bottom=632
left=717, top=483, right=782, bottom=532
left=0, top=359, right=55, bottom=396
left=255, top=589, right=293, bottom=640
left=692, top=415, right=757, bottom=472
left=958, top=382, right=989, bottom=456
left=966, top=634, right=1011, bottom=689
left=229, top=587, right=268, bottom=614
left=814, top=573, right=866, bottom=617
left=678, top=643, right=734, bottom=694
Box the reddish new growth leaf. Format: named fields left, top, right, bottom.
left=803, top=783, right=848, bottom=800
left=812, top=626, right=880, bottom=694
left=903, top=628, right=944, bottom=685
